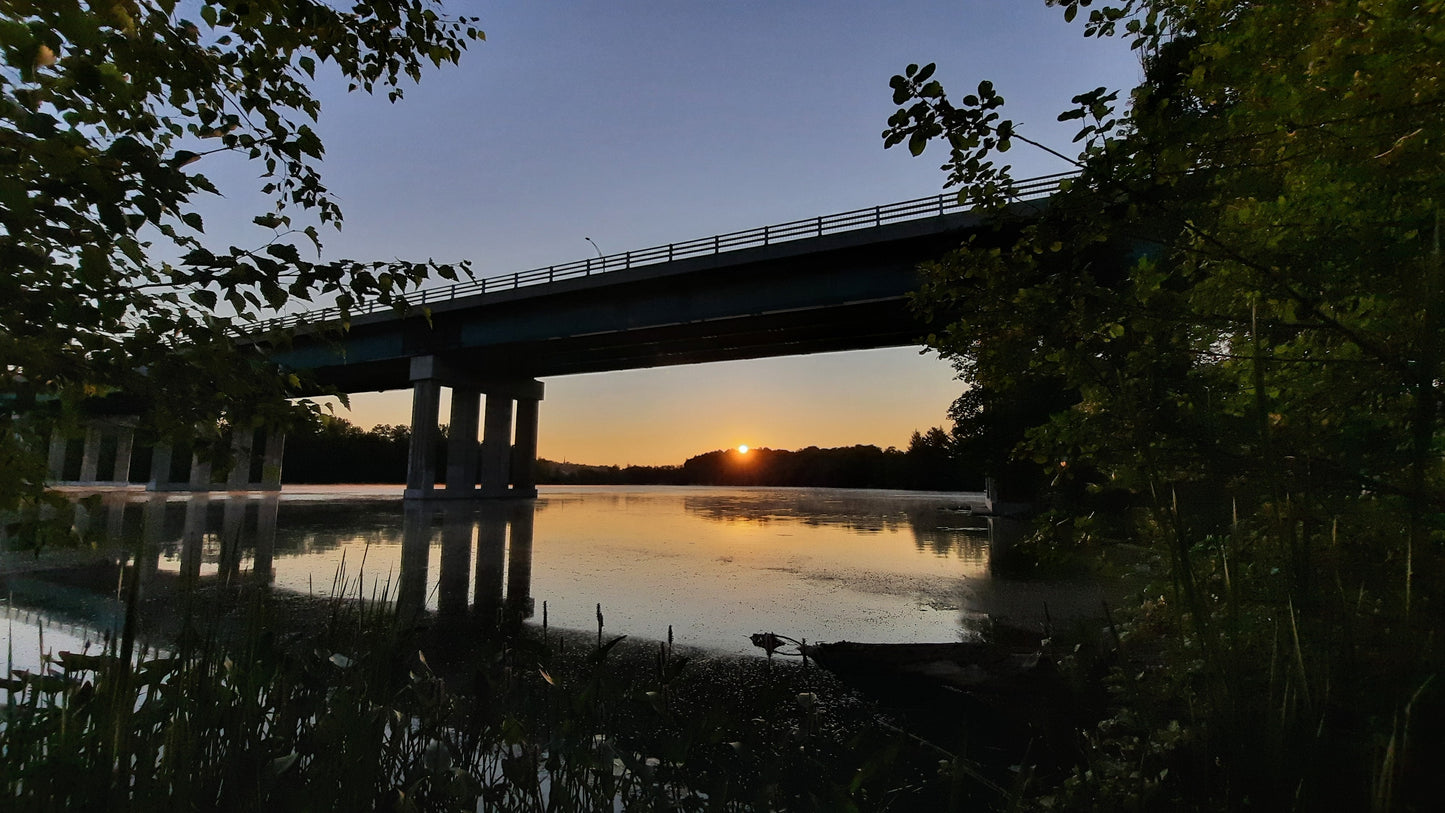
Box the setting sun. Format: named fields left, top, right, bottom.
left=736, top=445, right=749, bottom=454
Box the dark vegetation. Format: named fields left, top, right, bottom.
left=880, top=0, right=1445, bottom=809
left=0, top=577, right=1022, bottom=811
left=2, top=0, right=481, bottom=532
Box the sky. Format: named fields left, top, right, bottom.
left=197, top=1, right=1141, bottom=466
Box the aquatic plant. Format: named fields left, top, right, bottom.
left=0, top=571, right=971, bottom=812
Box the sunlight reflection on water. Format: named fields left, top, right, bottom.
left=0, top=486, right=1091, bottom=658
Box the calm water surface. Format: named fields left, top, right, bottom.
left=2, top=485, right=1099, bottom=663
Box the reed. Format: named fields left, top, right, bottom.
left=0, top=565, right=965, bottom=811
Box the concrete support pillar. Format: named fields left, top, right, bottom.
left=227, top=428, right=254, bottom=491
left=188, top=452, right=213, bottom=491
left=260, top=431, right=285, bottom=491
left=479, top=394, right=514, bottom=498
left=505, top=501, right=535, bottom=620
left=405, top=378, right=442, bottom=499
left=445, top=387, right=481, bottom=495
left=511, top=398, right=541, bottom=497
left=112, top=427, right=135, bottom=484
left=148, top=443, right=173, bottom=491
left=47, top=431, right=68, bottom=481
left=79, top=424, right=102, bottom=483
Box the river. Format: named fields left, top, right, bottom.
left=1, top=485, right=1105, bottom=667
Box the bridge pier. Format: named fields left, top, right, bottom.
left=45, top=418, right=282, bottom=492
left=404, top=376, right=443, bottom=499
left=512, top=398, right=541, bottom=498
left=404, top=355, right=543, bottom=500
left=445, top=386, right=481, bottom=494
left=146, top=426, right=287, bottom=492
left=479, top=393, right=514, bottom=498
left=78, top=424, right=102, bottom=483
left=46, top=431, right=68, bottom=481
left=259, top=430, right=285, bottom=491
left=112, top=426, right=135, bottom=484
left=46, top=418, right=140, bottom=485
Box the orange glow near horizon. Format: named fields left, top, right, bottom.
left=736, top=445, right=749, bottom=454
left=305, top=349, right=964, bottom=467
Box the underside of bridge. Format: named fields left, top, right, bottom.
left=246, top=208, right=1001, bottom=499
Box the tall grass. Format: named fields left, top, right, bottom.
left=0, top=550, right=965, bottom=812
left=1039, top=484, right=1444, bottom=811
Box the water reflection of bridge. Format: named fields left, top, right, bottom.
left=0, top=495, right=537, bottom=637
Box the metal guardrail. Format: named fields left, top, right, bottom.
left=240, top=171, right=1074, bottom=334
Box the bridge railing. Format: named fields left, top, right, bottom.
left=242, top=171, right=1074, bottom=334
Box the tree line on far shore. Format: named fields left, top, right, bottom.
left=282, top=417, right=1002, bottom=492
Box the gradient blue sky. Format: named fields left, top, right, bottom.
left=200, top=1, right=1141, bottom=465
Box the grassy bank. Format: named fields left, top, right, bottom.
left=1, top=575, right=1014, bottom=812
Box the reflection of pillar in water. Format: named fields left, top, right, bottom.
left=505, top=501, right=535, bottom=620
left=71, top=501, right=92, bottom=538
left=219, top=496, right=246, bottom=584
left=252, top=496, right=279, bottom=584
left=181, top=494, right=210, bottom=582
left=396, top=504, right=431, bottom=626
left=105, top=499, right=126, bottom=542
left=437, top=505, right=474, bottom=619
left=986, top=516, right=1026, bottom=575
left=473, top=503, right=507, bottom=624
left=140, top=495, right=167, bottom=585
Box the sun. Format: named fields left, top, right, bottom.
left=736, top=444, right=750, bottom=454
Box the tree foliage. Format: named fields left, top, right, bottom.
left=0, top=1, right=481, bottom=525
left=887, top=0, right=1444, bottom=807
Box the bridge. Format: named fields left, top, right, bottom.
left=49, top=174, right=1069, bottom=501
